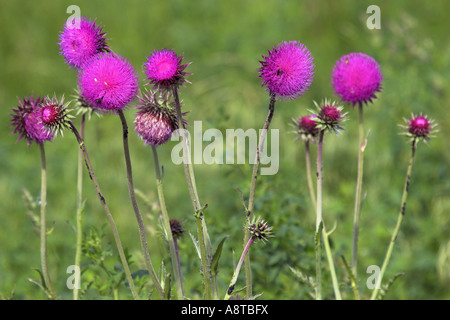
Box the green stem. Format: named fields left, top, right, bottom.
left=370, top=138, right=417, bottom=300
left=315, top=131, right=324, bottom=300
left=118, top=110, right=164, bottom=299
left=172, top=87, right=213, bottom=299
left=73, top=114, right=85, bottom=300
left=224, top=236, right=254, bottom=300
left=68, top=121, right=140, bottom=300
left=39, top=143, right=56, bottom=299
left=316, top=131, right=342, bottom=300
left=305, top=140, right=317, bottom=211
left=173, top=237, right=185, bottom=298
left=352, top=102, right=365, bottom=285
left=151, top=145, right=184, bottom=300
left=243, top=93, right=276, bottom=299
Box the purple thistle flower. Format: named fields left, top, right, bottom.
left=170, top=219, right=184, bottom=240
left=58, top=16, right=109, bottom=69
left=400, top=113, right=437, bottom=142
left=40, top=95, right=73, bottom=137
left=293, top=114, right=319, bottom=142
left=10, top=94, right=54, bottom=146
left=331, top=52, right=383, bottom=106
left=134, top=89, right=185, bottom=146
left=79, top=52, right=139, bottom=111
left=258, top=41, right=315, bottom=100
left=311, top=99, right=348, bottom=135
left=144, top=49, right=191, bottom=92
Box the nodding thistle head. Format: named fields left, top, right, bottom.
left=400, top=113, right=437, bottom=143
left=71, top=86, right=101, bottom=120
left=331, top=52, right=383, bottom=106
left=40, top=95, right=73, bottom=137
left=144, top=49, right=191, bottom=92
left=10, top=94, right=54, bottom=146
left=248, top=217, right=273, bottom=242
left=311, top=99, right=348, bottom=135
left=134, top=88, right=187, bottom=147
left=259, top=41, right=315, bottom=101
left=292, top=114, right=319, bottom=143
left=170, top=219, right=184, bottom=240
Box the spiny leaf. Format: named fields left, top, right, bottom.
left=211, top=235, right=229, bottom=277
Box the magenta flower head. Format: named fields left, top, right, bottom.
left=58, top=16, right=109, bottom=69
left=79, top=52, right=139, bottom=111
left=258, top=41, right=315, bottom=101
left=311, top=99, right=348, bottom=135
left=39, top=95, right=73, bottom=137
left=10, top=94, right=54, bottom=146
left=331, top=52, right=383, bottom=106
left=144, top=49, right=191, bottom=92
left=292, top=114, right=319, bottom=142
left=134, top=89, right=186, bottom=147
left=400, top=113, right=437, bottom=143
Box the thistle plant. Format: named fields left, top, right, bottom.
left=224, top=217, right=273, bottom=300
left=134, top=88, right=185, bottom=300
left=10, top=94, right=56, bottom=299
left=331, top=52, right=383, bottom=284
left=370, top=114, right=437, bottom=300
left=245, top=40, right=315, bottom=298
left=311, top=99, right=347, bottom=300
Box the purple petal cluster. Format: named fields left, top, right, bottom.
left=331, top=52, right=383, bottom=106
left=58, top=16, right=109, bottom=69
left=144, top=49, right=191, bottom=91
left=79, top=52, right=139, bottom=111
left=259, top=41, right=315, bottom=100
left=10, top=95, right=54, bottom=146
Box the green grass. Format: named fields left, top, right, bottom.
left=1, top=0, right=449, bottom=299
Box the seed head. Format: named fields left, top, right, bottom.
left=259, top=41, right=315, bottom=101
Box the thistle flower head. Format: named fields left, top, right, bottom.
left=144, top=49, right=191, bottom=92
left=258, top=41, right=315, bottom=101
left=10, top=94, right=54, bottom=146
left=134, top=88, right=186, bottom=147
left=331, top=52, right=383, bottom=106
left=40, top=95, right=73, bottom=137
left=58, top=16, right=109, bottom=69
left=248, top=217, right=273, bottom=242
left=71, top=86, right=102, bottom=120
left=311, top=99, right=348, bottom=135
left=400, top=113, right=437, bottom=143
left=79, top=52, right=139, bottom=111
left=292, top=114, right=319, bottom=142
left=170, top=219, right=184, bottom=240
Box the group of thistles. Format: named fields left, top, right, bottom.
left=11, top=17, right=434, bottom=158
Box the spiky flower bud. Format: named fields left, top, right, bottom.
left=10, top=94, right=54, bottom=146
left=40, top=95, right=73, bottom=137
left=248, top=217, right=273, bottom=242
left=292, top=114, right=319, bottom=142
left=400, top=113, right=437, bottom=143
left=134, top=88, right=186, bottom=146
left=170, top=219, right=184, bottom=240
left=310, top=99, right=348, bottom=135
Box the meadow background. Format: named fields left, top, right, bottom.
left=1, top=0, right=449, bottom=300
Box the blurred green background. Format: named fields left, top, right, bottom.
left=1, top=0, right=449, bottom=300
